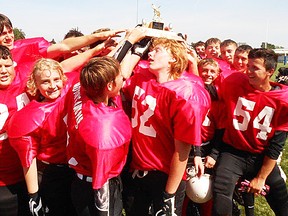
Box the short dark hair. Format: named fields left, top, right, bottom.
left=220, top=39, right=237, bottom=48
left=0, top=14, right=13, bottom=34
left=0, top=45, right=12, bottom=60
left=248, top=48, right=278, bottom=71
left=205, top=38, right=221, bottom=48
left=193, top=41, right=205, bottom=49
left=236, top=44, right=252, bottom=53
left=80, top=56, right=120, bottom=99
left=63, top=28, right=83, bottom=39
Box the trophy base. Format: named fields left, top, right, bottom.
left=149, top=21, right=164, bottom=30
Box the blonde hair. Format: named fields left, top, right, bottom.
left=198, top=58, right=221, bottom=73
left=150, top=37, right=188, bottom=79
left=26, top=58, right=67, bottom=96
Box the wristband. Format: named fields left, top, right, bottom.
left=163, top=191, right=176, bottom=199
left=113, top=40, right=133, bottom=63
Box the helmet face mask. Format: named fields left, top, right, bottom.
left=186, top=173, right=213, bottom=203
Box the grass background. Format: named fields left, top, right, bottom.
left=239, top=62, right=287, bottom=215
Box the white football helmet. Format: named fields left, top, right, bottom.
left=186, top=173, right=213, bottom=203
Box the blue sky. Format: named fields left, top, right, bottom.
left=2, top=0, right=288, bottom=48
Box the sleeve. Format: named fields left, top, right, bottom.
left=173, top=100, right=204, bottom=146
left=12, top=37, right=49, bottom=63
left=172, top=83, right=211, bottom=146
left=208, top=128, right=225, bottom=161
left=265, top=130, right=287, bottom=160
left=9, top=136, right=38, bottom=167
left=193, top=146, right=201, bottom=157
left=7, top=102, right=47, bottom=167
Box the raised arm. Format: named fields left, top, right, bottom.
left=60, top=38, right=116, bottom=72
left=47, top=29, right=125, bottom=59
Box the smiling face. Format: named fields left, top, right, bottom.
left=195, top=44, right=205, bottom=57
left=0, top=55, right=15, bottom=89
left=247, top=58, right=272, bottom=91
left=198, top=59, right=221, bottom=85
left=205, top=42, right=221, bottom=59
left=233, top=50, right=249, bottom=73
left=35, top=69, right=64, bottom=102
left=220, top=44, right=237, bottom=64
left=0, top=25, right=14, bottom=50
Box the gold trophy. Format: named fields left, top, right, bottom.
left=149, top=4, right=164, bottom=30
left=143, top=3, right=184, bottom=41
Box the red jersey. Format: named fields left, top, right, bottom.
left=12, top=37, right=49, bottom=63
left=222, top=72, right=288, bottom=153
left=11, top=38, right=50, bottom=79
left=0, top=66, right=31, bottom=185
left=201, top=99, right=226, bottom=143
left=0, top=38, right=50, bottom=186
left=123, top=72, right=211, bottom=174
left=216, top=58, right=236, bottom=79
left=7, top=72, right=78, bottom=167
left=66, top=83, right=132, bottom=189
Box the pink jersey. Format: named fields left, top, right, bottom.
left=66, top=83, right=132, bottom=189
left=123, top=72, right=211, bottom=174
left=222, top=72, right=288, bottom=153
left=7, top=72, right=79, bottom=167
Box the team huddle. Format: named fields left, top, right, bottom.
left=0, top=12, right=288, bottom=216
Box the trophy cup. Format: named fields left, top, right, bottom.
left=143, top=3, right=184, bottom=42
left=149, top=4, right=164, bottom=30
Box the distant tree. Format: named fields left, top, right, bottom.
left=50, top=39, right=56, bottom=44
left=261, top=42, right=276, bottom=49
left=275, top=45, right=284, bottom=49
left=13, top=28, right=25, bottom=40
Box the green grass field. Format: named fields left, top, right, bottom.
left=239, top=62, right=287, bottom=215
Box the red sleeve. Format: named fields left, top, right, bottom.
left=9, top=136, right=38, bottom=167
left=165, top=79, right=211, bottom=146
left=7, top=101, right=50, bottom=167
left=12, top=37, right=49, bottom=63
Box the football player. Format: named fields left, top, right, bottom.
left=66, top=56, right=132, bottom=215
left=122, top=37, right=211, bottom=215
left=0, top=45, right=31, bottom=215
left=213, top=48, right=288, bottom=215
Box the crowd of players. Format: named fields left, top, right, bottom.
left=0, top=12, right=288, bottom=216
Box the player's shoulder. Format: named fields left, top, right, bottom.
left=163, top=76, right=210, bottom=102
left=268, top=82, right=288, bottom=103
left=8, top=100, right=57, bottom=138
left=13, top=37, right=48, bottom=49
left=79, top=102, right=131, bottom=149
left=224, top=72, right=247, bottom=85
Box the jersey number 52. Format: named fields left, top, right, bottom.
left=131, top=86, right=157, bottom=137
